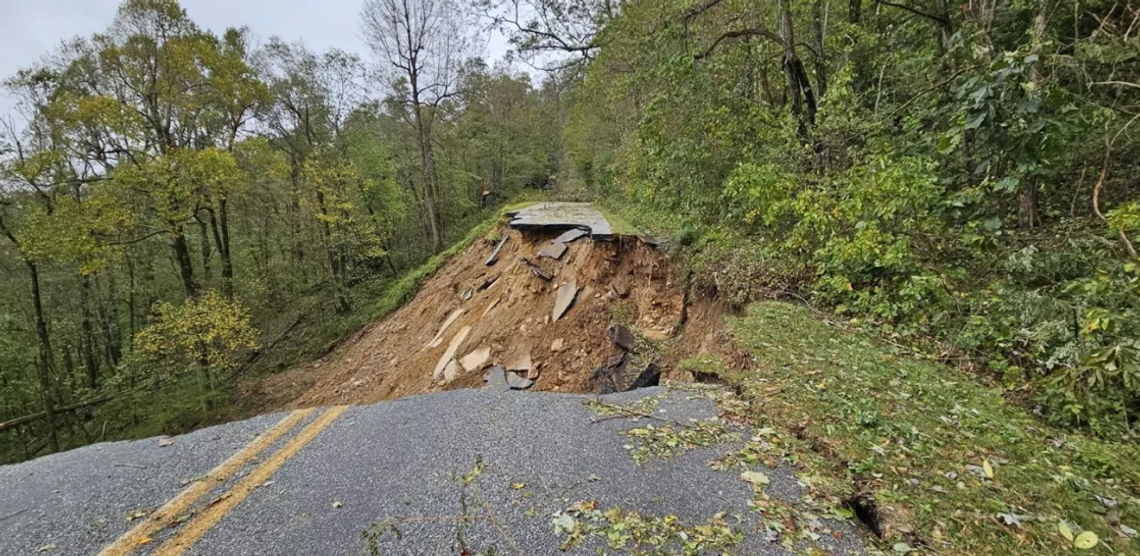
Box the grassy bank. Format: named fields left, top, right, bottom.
left=710, top=301, right=1140, bottom=554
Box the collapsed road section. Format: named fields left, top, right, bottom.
left=245, top=202, right=743, bottom=411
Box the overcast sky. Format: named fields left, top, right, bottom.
left=0, top=0, right=512, bottom=118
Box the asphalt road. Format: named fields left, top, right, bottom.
left=0, top=387, right=868, bottom=556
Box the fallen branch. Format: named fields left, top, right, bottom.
left=0, top=395, right=115, bottom=433
left=1092, top=133, right=1140, bottom=258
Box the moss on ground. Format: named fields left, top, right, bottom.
left=725, top=301, right=1140, bottom=555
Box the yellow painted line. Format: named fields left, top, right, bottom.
left=97, top=409, right=315, bottom=556
left=150, top=405, right=350, bottom=556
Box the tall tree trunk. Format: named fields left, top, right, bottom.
left=197, top=216, right=212, bottom=284
left=171, top=226, right=197, bottom=299
left=778, top=1, right=817, bottom=133
left=1019, top=8, right=1047, bottom=228
left=218, top=197, right=234, bottom=299
left=412, top=102, right=442, bottom=252
left=80, top=274, right=98, bottom=389
left=812, top=0, right=829, bottom=100
left=27, top=260, right=59, bottom=452
left=207, top=203, right=234, bottom=300
left=315, top=189, right=350, bottom=312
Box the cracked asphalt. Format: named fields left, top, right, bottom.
left=0, top=387, right=868, bottom=556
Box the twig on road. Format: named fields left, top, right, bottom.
left=0, top=508, right=28, bottom=523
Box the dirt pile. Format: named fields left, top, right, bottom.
left=245, top=224, right=742, bottom=410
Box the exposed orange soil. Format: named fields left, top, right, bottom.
left=242, top=226, right=744, bottom=411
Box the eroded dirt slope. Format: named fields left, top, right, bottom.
left=244, top=225, right=742, bottom=411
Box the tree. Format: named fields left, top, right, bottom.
left=361, top=0, right=471, bottom=251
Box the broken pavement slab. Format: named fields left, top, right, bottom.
left=442, top=359, right=459, bottom=384
left=425, top=309, right=465, bottom=350
left=552, top=277, right=579, bottom=322
left=506, top=202, right=613, bottom=239
left=432, top=326, right=471, bottom=381
left=537, top=240, right=568, bottom=260
left=553, top=228, right=588, bottom=244
left=483, top=366, right=510, bottom=392
left=484, top=235, right=508, bottom=266
left=609, top=324, right=635, bottom=352
left=459, top=346, right=492, bottom=372
left=506, top=372, right=534, bottom=390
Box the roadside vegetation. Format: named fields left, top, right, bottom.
left=0, top=0, right=561, bottom=463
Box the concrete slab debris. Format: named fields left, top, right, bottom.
left=537, top=241, right=568, bottom=260
left=442, top=359, right=459, bottom=383
left=505, top=353, right=532, bottom=373
left=481, top=297, right=500, bottom=318
left=506, top=372, right=534, bottom=390
left=485, top=235, right=508, bottom=266
left=506, top=202, right=613, bottom=239
left=460, top=346, right=492, bottom=372
left=432, top=326, right=471, bottom=381
left=552, top=277, right=579, bottom=322
left=425, top=309, right=465, bottom=350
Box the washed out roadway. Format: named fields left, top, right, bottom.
left=0, top=387, right=868, bottom=555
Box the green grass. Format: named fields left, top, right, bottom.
left=722, top=301, right=1139, bottom=555
left=370, top=198, right=543, bottom=320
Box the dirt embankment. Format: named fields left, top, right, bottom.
left=241, top=226, right=744, bottom=411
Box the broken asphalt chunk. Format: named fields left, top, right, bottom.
left=485, top=235, right=508, bottom=266
left=626, top=363, right=661, bottom=391
left=478, top=274, right=499, bottom=291
left=483, top=366, right=509, bottom=392
left=538, top=241, right=568, bottom=260
left=506, top=372, right=534, bottom=390
left=506, top=202, right=613, bottom=239
left=552, top=277, right=579, bottom=321
left=521, top=258, right=551, bottom=281
left=554, top=228, right=588, bottom=244
left=609, top=324, right=635, bottom=352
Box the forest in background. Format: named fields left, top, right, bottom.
left=0, top=0, right=562, bottom=463
left=491, top=0, right=1139, bottom=439
left=3, top=0, right=1140, bottom=464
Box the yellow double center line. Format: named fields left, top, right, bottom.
left=98, top=405, right=349, bottom=556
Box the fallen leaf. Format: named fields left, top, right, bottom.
left=37, top=544, right=56, bottom=553
left=137, top=536, right=152, bottom=546
left=1059, top=521, right=1074, bottom=542
left=158, top=439, right=174, bottom=448
left=332, top=501, right=343, bottom=508
left=1120, top=524, right=1137, bottom=538
left=983, top=459, right=994, bottom=479
left=511, top=482, right=526, bottom=490
left=551, top=512, right=577, bottom=534
left=1074, top=531, right=1099, bottom=550
left=892, top=541, right=914, bottom=553
left=741, top=471, right=770, bottom=487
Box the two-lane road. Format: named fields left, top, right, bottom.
left=1, top=387, right=868, bottom=555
